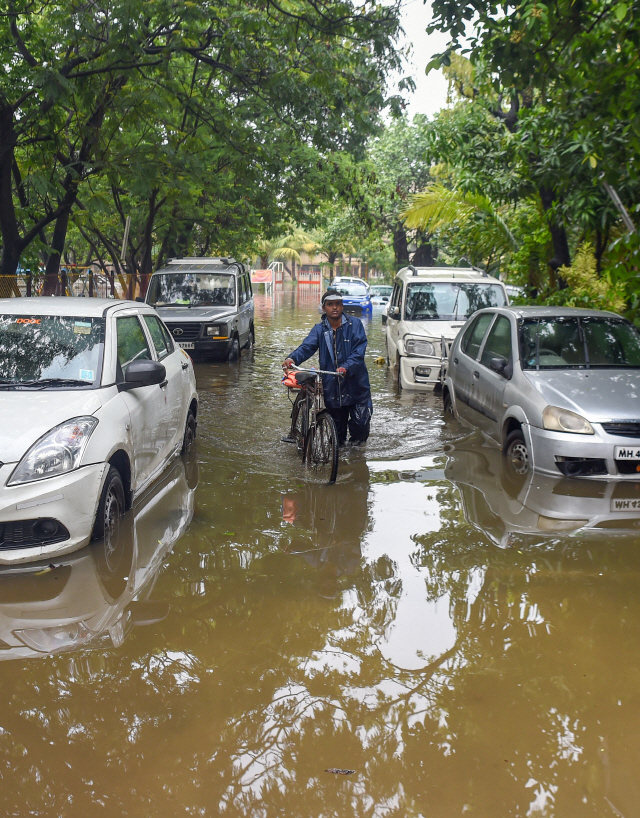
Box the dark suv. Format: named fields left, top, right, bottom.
left=146, top=257, right=255, bottom=361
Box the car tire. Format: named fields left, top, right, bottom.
left=92, top=466, right=125, bottom=541
left=443, top=390, right=455, bottom=419
left=503, top=429, right=530, bottom=476
left=227, top=335, right=240, bottom=362
left=181, top=410, right=197, bottom=454
left=243, top=324, right=255, bottom=350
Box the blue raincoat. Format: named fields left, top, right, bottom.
left=288, top=314, right=372, bottom=410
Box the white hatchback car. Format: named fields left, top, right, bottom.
left=0, top=298, right=198, bottom=564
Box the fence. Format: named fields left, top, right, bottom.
left=0, top=270, right=141, bottom=300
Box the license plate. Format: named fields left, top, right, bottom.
left=611, top=498, right=640, bottom=512
left=615, top=446, right=640, bottom=460
left=178, top=342, right=195, bottom=350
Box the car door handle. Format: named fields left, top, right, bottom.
left=473, top=370, right=480, bottom=379
left=453, top=357, right=458, bottom=365
left=159, top=379, right=168, bottom=388
left=181, top=362, right=189, bottom=370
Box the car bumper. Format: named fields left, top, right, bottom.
left=529, top=425, right=640, bottom=479
left=399, top=355, right=442, bottom=390
left=0, top=463, right=108, bottom=564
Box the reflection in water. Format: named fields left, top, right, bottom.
left=0, top=457, right=196, bottom=660
left=2, top=293, right=640, bottom=817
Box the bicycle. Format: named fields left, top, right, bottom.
left=282, top=366, right=340, bottom=485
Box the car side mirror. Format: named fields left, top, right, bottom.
left=390, top=306, right=400, bottom=318
left=490, top=356, right=512, bottom=378
left=118, top=360, right=166, bottom=391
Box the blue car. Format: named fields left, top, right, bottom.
left=332, top=280, right=372, bottom=314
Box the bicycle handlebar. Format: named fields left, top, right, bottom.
left=288, top=365, right=343, bottom=377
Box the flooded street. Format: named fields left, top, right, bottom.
left=3, top=291, right=640, bottom=817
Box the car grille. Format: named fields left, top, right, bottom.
left=165, top=323, right=202, bottom=341
left=602, top=421, right=640, bottom=438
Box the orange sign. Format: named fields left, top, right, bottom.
left=251, top=269, right=273, bottom=284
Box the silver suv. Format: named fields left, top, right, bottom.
left=145, top=257, right=254, bottom=361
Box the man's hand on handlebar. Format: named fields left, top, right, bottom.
left=337, top=367, right=347, bottom=377
left=283, top=358, right=295, bottom=371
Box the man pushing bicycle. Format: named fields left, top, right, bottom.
left=283, top=289, right=373, bottom=446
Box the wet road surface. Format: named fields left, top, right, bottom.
left=2, top=290, right=640, bottom=816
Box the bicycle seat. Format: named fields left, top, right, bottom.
left=294, top=371, right=318, bottom=384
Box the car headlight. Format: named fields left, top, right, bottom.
left=542, top=406, right=594, bottom=435
left=8, top=416, right=99, bottom=485
left=15, top=622, right=94, bottom=652
left=206, top=325, right=221, bottom=336
left=405, top=338, right=436, bottom=357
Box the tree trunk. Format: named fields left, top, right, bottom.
left=393, top=225, right=409, bottom=268
left=42, top=205, right=73, bottom=295
left=539, top=185, right=570, bottom=287
left=412, top=241, right=435, bottom=267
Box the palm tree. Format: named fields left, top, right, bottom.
left=402, top=184, right=519, bottom=271
left=256, top=229, right=318, bottom=278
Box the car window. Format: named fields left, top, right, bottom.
left=117, top=316, right=151, bottom=370
left=334, top=282, right=368, bottom=296
left=143, top=315, right=171, bottom=360
left=238, top=275, right=246, bottom=304
left=0, top=315, right=104, bottom=385
left=480, top=316, right=512, bottom=370
left=245, top=274, right=252, bottom=299
left=147, top=272, right=236, bottom=307
left=461, top=313, right=493, bottom=359
left=520, top=317, right=640, bottom=369
left=159, top=321, right=175, bottom=353
left=389, top=282, right=402, bottom=314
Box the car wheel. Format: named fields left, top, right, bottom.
left=443, top=390, right=455, bottom=419
left=92, top=466, right=125, bottom=541
left=181, top=410, right=197, bottom=454
left=243, top=325, right=255, bottom=350
left=227, top=335, right=240, bottom=362
left=503, top=429, right=530, bottom=476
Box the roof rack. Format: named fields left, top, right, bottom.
left=167, top=256, right=236, bottom=265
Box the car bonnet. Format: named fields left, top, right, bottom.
left=523, top=368, right=640, bottom=422
left=0, top=391, right=102, bottom=463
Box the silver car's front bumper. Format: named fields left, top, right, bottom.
left=529, top=425, right=640, bottom=479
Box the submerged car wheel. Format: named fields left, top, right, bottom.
left=443, top=391, right=455, bottom=419
left=504, top=429, right=530, bottom=476
left=181, top=410, right=197, bottom=454
left=93, top=466, right=125, bottom=541
left=227, top=335, right=240, bottom=362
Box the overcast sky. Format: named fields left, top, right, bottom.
left=394, top=0, right=451, bottom=120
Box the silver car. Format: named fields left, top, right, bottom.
left=444, top=306, right=640, bottom=479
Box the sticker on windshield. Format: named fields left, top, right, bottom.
left=74, top=321, right=92, bottom=335
left=15, top=318, right=40, bottom=325
left=79, top=369, right=94, bottom=381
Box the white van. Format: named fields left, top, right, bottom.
left=385, top=266, right=509, bottom=390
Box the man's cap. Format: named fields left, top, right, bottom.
left=321, top=288, right=343, bottom=305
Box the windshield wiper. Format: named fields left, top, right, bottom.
left=16, top=378, right=93, bottom=388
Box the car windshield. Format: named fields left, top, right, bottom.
left=404, top=282, right=506, bottom=320
left=147, top=272, right=236, bottom=307
left=371, top=286, right=392, bottom=296
left=519, top=317, right=640, bottom=369
left=0, top=315, right=104, bottom=386
left=335, top=282, right=368, bottom=297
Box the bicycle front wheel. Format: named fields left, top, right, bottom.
left=290, top=392, right=306, bottom=452
left=305, top=411, right=339, bottom=485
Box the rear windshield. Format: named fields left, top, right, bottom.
left=334, top=282, right=369, bottom=297
left=405, top=282, right=506, bottom=321
left=147, top=272, right=236, bottom=307
left=0, top=315, right=104, bottom=386
left=519, top=317, right=640, bottom=369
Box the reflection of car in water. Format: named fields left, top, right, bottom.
left=443, top=439, right=640, bottom=547
left=0, top=457, right=197, bottom=660
left=280, top=459, right=369, bottom=584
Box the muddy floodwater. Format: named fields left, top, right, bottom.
left=4, top=290, right=640, bottom=817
